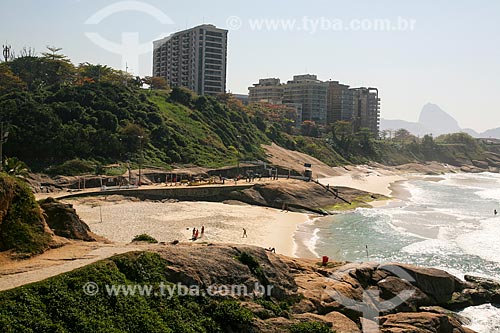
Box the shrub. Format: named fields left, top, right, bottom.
left=132, top=234, right=158, bottom=243
left=46, top=159, right=95, bottom=176
left=290, top=321, right=334, bottom=333
left=236, top=252, right=269, bottom=285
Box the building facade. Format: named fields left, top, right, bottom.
left=153, top=24, right=228, bottom=96
left=247, top=75, right=380, bottom=135
left=283, top=74, right=328, bottom=125
left=326, top=81, right=350, bottom=124
left=248, top=78, right=284, bottom=104
left=341, top=87, right=380, bottom=136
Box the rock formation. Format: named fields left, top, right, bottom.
left=38, top=197, right=96, bottom=241
left=0, top=174, right=54, bottom=254
left=144, top=244, right=499, bottom=332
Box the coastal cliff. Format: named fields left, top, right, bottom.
left=1, top=243, right=498, bottom=332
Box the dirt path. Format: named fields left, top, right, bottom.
left=0, top=242, right=143, bottom=291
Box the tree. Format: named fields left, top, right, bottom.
left=0, top=64, right=26, bottom=95
left=300, top=120, right=319, bottom=137
left=169, top=87, right=196, bottom=107
left=42, top=46, right=65, bottom=60
left=142, top=76, right=169, bottom=90
left=78, top=63, right=112, bottom=83
left=355, top=127, right=375, bottom=154
left=421, top=134, right=436, bottom=150
left=394, top=128, right=413, bottom=143
left=330, top=120, right=354, bottom=152
left=41, top=46, right=75, bottom=86
left=120, top=123, right=149, bottom=155
left=150, top=76, right=169, bottom=90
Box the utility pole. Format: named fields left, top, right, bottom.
left=0, top=122, right=9, bottom=172
left=138, top=136, right=144, bottom=186
left=2, top=44, right=11, bottom=62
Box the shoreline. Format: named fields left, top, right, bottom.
left=290, top=171, right=413, bottom=259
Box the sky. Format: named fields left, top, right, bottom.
left=1, top=0, right=499, bottom=132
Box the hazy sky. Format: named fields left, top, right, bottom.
left=1, top=0, right=499, bottom=131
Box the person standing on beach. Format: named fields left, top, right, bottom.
left=495, top=209, right=498, bottom=216
left=242, top=228, right=247, bottom=238
left=201, top=225, right=205, bottom=235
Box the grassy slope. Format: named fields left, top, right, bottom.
left=0, top=252, right=252, bottom=333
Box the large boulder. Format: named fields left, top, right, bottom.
left=378, top=263, right=463, bottom=304
left=154, top=244, right=298, bottom=300
left=377, top=312, right=477, bottom=333
left=471, top=160, right=489, bottom=169
left=39, top=197, right=96, bottom=241
left=447, top=275, right=500, bottom=309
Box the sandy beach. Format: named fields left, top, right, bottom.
left=63, top=164, right=411, bottom=260
left=319, top=165, right=407, bottom=197
left=67, top=197, right=313, bottom=258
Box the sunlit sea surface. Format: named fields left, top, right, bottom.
left=302, top=173, right=500, bottom=332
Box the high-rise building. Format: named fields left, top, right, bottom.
left=248, top=78, right=284, bottom=104
left=153, top=24, right=228, bottom=96
left=247, top=75, right=380, bottom=133
left=326, top=81, right=350, bottom=124
left=283, top=74, right=328, bottom=125
left=341, top=87, right=380, bottom=136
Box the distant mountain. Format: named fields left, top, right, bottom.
left=418, top=103, right=461, bottom=134
left=481, top=127, right=500, bottom=138
left=381, top=103, right=500, bottom=139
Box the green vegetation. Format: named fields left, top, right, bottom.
left=0, top=48, right=494, bottom=175
left=289, top=321, right=334, bottom=333
left=132, top=234, right=158, bottom=243
left=236, top=251, right=270, bottom=286
left=45, top=159, right=96, bottom=176
left=0, top=48, right=269, bottom=173
left=255, top=298, right=291, bottom=318
left=0, top=173, right=52, bottom=254
left=0, top=251, right=256, bottom=333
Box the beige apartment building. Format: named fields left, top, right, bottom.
left=283, top=74, right=328, bottom=125
left=153, top=24, right=228, bottom=96
left=248, top=78, right=284, bottom=104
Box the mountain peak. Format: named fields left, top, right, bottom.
left=418, top=103, right=460, bottom=135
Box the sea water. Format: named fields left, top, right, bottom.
left=306, top=172, right=500, bottom=332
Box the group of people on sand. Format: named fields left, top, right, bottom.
left=192, top=225, right=205, bottom=241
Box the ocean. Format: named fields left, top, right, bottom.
left=303, top=172, right=500, bottom=332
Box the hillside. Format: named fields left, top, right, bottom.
left=1, top=54, right=500, bottom=177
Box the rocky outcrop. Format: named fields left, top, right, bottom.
left=448, top=275, right=500, bottom=310
left=136, top=244, right=500, bottom=332
left=0, top=174, right=54, bottom=254
left=227, top=180, right=385, bottom=214
left=471, top=160, right=489, bottom=169
left=376, top=312, right=476, bottom=333
left=155, top=244, right=298, bottom=300
left=38, top=197, right=96, bottom=241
